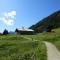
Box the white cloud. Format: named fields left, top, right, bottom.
left=2, top=17, right=14, bottom=26
left=0, top=10, right=16, bottom=26
left=4, top=11, right=16, bottom=19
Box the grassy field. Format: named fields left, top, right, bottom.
left=0, top=28, right=60, bottom=60
left=0, top=35, right=47, bottom=60
left=24, top=28, right=60, bottom=51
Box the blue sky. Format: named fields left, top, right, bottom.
left=0, top=0, right=60, bottom=32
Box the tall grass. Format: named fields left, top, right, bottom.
left=24, top=28, right=60, bottom=51
left=0, top=35, right=47, bottom=60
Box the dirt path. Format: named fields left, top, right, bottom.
left=21, top=36, right=60, bottom=60
left=44, top=42, right=60, bottom=60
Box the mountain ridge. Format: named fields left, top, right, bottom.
left=29, top=10, right=60, bottom=32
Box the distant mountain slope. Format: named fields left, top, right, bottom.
left=29, top=10, right=60, bottom=32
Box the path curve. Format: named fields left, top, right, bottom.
left=44, top=41, right=60, bottom=60
left=21, top=36, right=60, bottom=60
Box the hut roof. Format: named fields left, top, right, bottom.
left=17, top=28, right=34, bottom=32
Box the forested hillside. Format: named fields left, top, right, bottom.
left=29, top=10, right=60, bottom=33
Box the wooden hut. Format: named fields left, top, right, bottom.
left=15, top=28, right=34, bottom=35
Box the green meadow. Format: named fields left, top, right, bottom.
left=24, top=28, right=60, bottom=51
left=0, top=35, right=46, bottom=60
left=0, top=28, right=60, bottom=60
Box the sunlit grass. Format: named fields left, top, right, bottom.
left=0, top=35, right=47, bottom=60
left=24, top=28, right=60, bottom=50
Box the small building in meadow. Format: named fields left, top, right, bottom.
left=15, top=28, right=34, bottom=35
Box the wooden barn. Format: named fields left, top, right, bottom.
left=15, top=28, right=34, bottom=35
